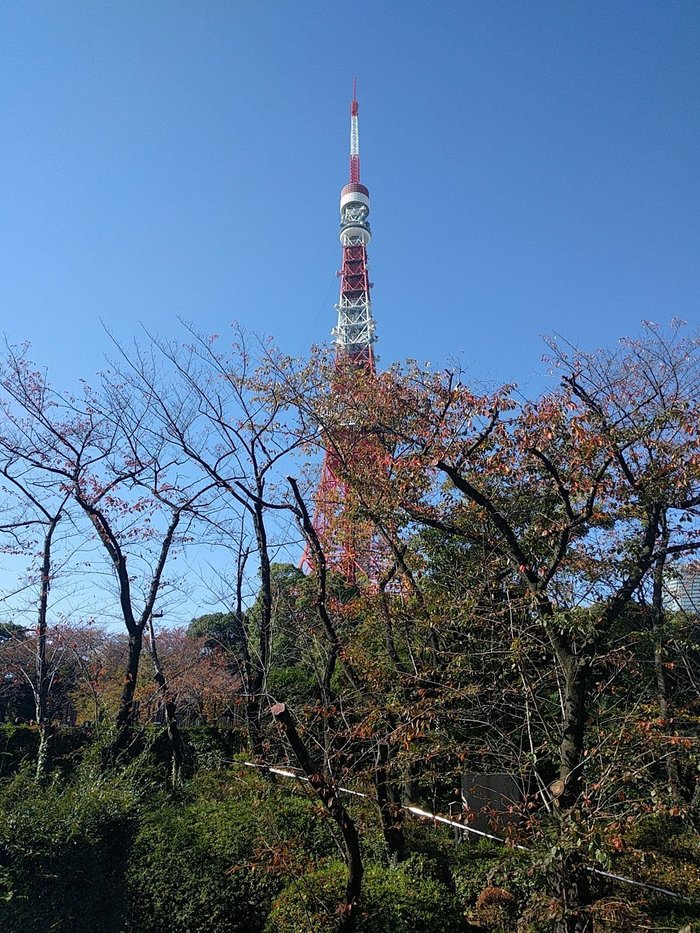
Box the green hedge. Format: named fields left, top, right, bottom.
left=125, top=796, right=275, bottom=933
left=0, top=724, right=91, bottom=780
left=0, top=771, right=137, bottom=933
left=266, top=859, right=465, bottom=932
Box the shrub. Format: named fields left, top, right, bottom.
left=266, top=859, right=465, bottom=932
left=451, top=840, right=506, bottom=906
left=517, top=892, right=559, bottom=933
left=258, top=790, right=339, bottom=868
left=590, top=897, right=651, bottom=932
left=0, top=770, right=137, bottom=933
left=613, top=817, right=700, bottom=902
left=266, top=666, right=319, bottom=707
left=624, top=811, right=686, bottom=852
left=0, top=724, right=38, bottom=779
left=452, top=839, right=550, bottom=915
left=615, top=846, right=700, bottom=900
left=0, top=724, right=91, bottom=781
left=182, top=725, right=246, bottom=772
left=474, top=885, right=518, bottom=931
left=125, top=795, right=276, bottom=933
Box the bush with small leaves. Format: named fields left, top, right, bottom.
left=0, top=769, right=137, bottom=933
left=590, top=897, right=651, bottom=932
left=260, top=790, right=340, bottom=866
left=182, top=725, right=246, bottom=772
left=125, top=796, right=275, bottom=933
left=452, top=839, right=543, bottom=908
left=265, top=859, right=465, bottom=932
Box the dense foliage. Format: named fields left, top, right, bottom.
left=0, top=736, right=699, bottom=931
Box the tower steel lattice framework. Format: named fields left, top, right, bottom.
left=303, top=85, right=383, bottom=584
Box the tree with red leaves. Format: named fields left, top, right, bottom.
left=286, top=323, right=700, bottom=932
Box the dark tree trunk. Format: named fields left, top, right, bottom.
left=378, top=581, right=407, bottom=675
left=246, top=692, right=265, bottom=760
left=552, top=653, right=593, bottom=933
left=106, top=627, right=144, bottom=763
left=557, top=656, right=589, bottom=810
left=147, top=616, right=186, bottom=786
left=375, top=741, right=404, bottom=864
left=117, top=629, right=143, bottom=731
left=402, top=758, right=421, bottom=807
left=246, top=500, right=272, bottom=760
left=238, top=628, right=265, bottom=761
left=34, top=516, right=59, bottom=779
left=287, top=477, right=362, bottom=692
left=552, top=852, right=592, bottom=933
left=651, top=523, right=682, bottom=800
left=271, top=703, right=363, bottom=932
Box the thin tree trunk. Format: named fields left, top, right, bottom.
left=35, top=722, right=51, bottom=780
left=287, top=477, right=363, bottom=692
left=271, top=702, right=363, bottom=932
left=247, top=693, right=265, bottom=760
left=34, top=516, right=59, bottom=780
left=236, top=620, right=265, bottom=760
left=652, top=521, right=681, bottom=800
left=0, top=474, right=68, bottom=780
left=375, top=741, right=404, bottom=864
left=147, top=614, right=186, bottom=786
left=245, top=500, right=272, bottom=761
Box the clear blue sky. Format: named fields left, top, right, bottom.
left=2, top=1, right=699, bottom=395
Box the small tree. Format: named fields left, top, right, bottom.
left=108, top=324, right=305, bottom=759
left=0, top=343, right=216, bottom=774
left=290, top=323, right=700, bottom=931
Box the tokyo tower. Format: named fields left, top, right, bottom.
left=302, top=83, right=381, bottom=584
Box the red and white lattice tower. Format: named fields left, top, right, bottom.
left=333, top=81, right=376, bottom=370
left=303, top=83, right=381, bottom=584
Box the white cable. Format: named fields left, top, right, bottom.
left=240, top=760, right=690, bottom=901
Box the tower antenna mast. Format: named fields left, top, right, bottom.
left=349, top=77, right=360, bottom=184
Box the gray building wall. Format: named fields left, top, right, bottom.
left=664, top=568, right=700, bottom=616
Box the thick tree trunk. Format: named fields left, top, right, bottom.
left=552, top=852, right=592, bottom=933
left=552, top=655, right=593, bottom=933
left=558, top=658, right=589, bottom=810
left=106, top=628, right=143, bottom=763
left=271, top=703, right=363, bottom=932
left=116, top=629, right=143, bottom=731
